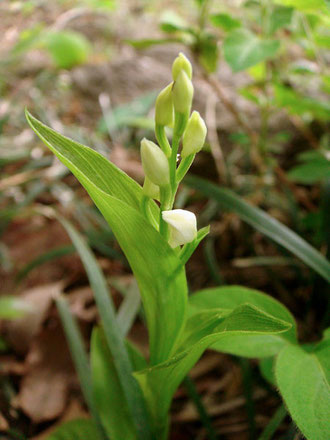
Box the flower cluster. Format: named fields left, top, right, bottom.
left=140, top=53, right=207, bottom=248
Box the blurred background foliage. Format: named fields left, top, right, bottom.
left=0, top=0, right=329, bottom=439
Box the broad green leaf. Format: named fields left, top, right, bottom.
left=268, top=6, right=294, bottom=34
left=275, top=343, right=330, bottom=440
left=26, top=111, right=187, bottom=365
left=274, top=0, right=329, bottom=14
left=224, top=29, right=280, bottom=72
left=91, top=328, right=137, bottom=440
left=196, top=34, right=218, bottom=73
left=43, top=31, right=91, bottom=69
left=188, top=286, right=296, bottom=357
left=135, top=304, right=291, bottom=431
left=210, top=13, right=241, bottom=32
left=288, top=158, right=330, bottom=184
left=47, top=418, right=102, bottom=440
left=87, top=190, right=188, bottom=365
left=26, top=110, right=158, bottom=219
left=274, top=83, right=330, bottom=121
left=0, top=296, right=33, bottom=319
left=160, top=10, right=188, bottom=33
left=259, top=357, right=276, bottom=385
left=185, top=175, right=330, bottom=283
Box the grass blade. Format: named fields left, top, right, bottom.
left=56, top=297, right=106, bottom=440
left=183, top=375, right=219, bottom=440
left=57, top=216, right=152, bottom=440
left=185, top=175, right=330, bottom=283
left=258, top=405, right=286, bottom=440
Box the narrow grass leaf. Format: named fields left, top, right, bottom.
left=55, top=297, right=105, bottom=439
left=57, top=217, right=152, bottom=440
left=185, top=175, right=330, bottom=283
left=258, top=405, right=287, bottom=440
left=91, top=328, right=137, bottom=440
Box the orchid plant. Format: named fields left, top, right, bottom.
left=25, top=53, right=328, bottom=440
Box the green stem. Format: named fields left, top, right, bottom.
left=155, top=124, right=171, bottom=157
left=169, top=112, right=188, bottom=203
left=159, top=185, right=171, bottom=240
left=141, top=195, right=159, bottom=230
left=176, top=154, right=195, bottom=183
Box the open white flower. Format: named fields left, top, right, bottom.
left=162, top=209, right=197, bottom=248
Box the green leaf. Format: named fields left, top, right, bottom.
left=185, top=175, right=330, bottom=283
left=274, top=83, right=330, bottom=121
left=268, top=6, right=294, bottom=34
left=26, top=111, right=187, bottom=366
left=86, top=190, right=188, bottom=365
left=47, top=418, right=102, bottom=440
left=82, top=0, right=116, bottom=10
left=55, top=297, right=105, bottom=438
left=188, top=285, right=296, bottom=357
left=126, top=38, right=181, bottom=50
left=288, top=157, right=330, bottom=184
left=25, top=110, right=158, bottom=218
left=160, top=10, right=188, bottom=33
left=98, top=91, right=157, bottom=135
left=135, top=304, right=291, bottom=431
left=275, top=343, right=330, bottom=440
left=224, top=29, right=280, bottom=72
left=43, top=31, right=91, bottom=69
left=57, top=217, right=151, bottom=440
left=0, top=296, right=33, bottom=319
left=196, top=34, right=219, bottom=73
left=274, top=0, right=329, bottom=14
left=210, top=13, right=241, bottom=31
left=259, top=357, right=276, bottom=385
left=91, top=328, right=137, bottom=440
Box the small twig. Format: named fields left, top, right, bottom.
left=289, top=114, right=319, bottom=150
left=205, top=91, right=227, bottom=183
left=202, top=73, right=266, bottom=174
left=275, top=166, right=317, bottom=212
left=205, top=74, right=258, bottom=143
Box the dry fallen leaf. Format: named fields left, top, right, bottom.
left=30, top=398, right=88, bottom=440
left=3, top=282, right=63, bottom=354
left=15, top=319, right=76, bottom=423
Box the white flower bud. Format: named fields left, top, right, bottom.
left=172, top=53, right=192, bottom=81
left=181, top=111, right=207, bottom=158
left=155, top=83, right=174, bottom=127
left=172, top=70, right=194, bottom=115
left=141, top=138, right=169, bottom=186
left=143, top=177, right=160, bottom=200
left=162, top=209, right=197, bottom=248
